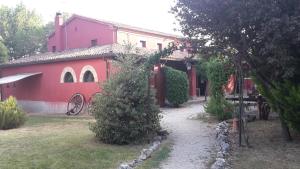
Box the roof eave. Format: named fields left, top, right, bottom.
left=0, top=53, right=116, bottom=69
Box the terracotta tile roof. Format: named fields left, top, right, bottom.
left=0, top=44, right=152, bottom=68
left=0, top=43, right=191, bottom=68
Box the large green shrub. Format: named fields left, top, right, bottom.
left=163, top=66, right=189, bottom=107
left=273, top=83, right=300, bottom=132
left=0, top=96, right=26, bottom=130
left=90, top=54, right=161, bottom=145
left=205, top=58, right=233, bottom=120
left=256, top=81, right=300, bottom=132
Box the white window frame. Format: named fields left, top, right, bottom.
left=79, top=65, right=98, bottom=82
left=60, top=67, right=77, bottom=83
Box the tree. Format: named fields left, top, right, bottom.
left=90, top=49, right=161, bottom=144
left=172, top=0, right=300, bottom=140
left=0, top=3, right=45, bottom=59
left=40, top=21, right=54, bottom=52
left=0, top=40, right=8, bottom=63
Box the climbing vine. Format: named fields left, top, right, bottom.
left=144, top=43, right=176, bottom=70
left=205, top=57, right=233, bottom=120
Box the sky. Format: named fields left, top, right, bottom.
left=0, top=0, right=182, bottom=35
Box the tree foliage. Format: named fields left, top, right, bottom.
left=144, top=43, right=176, bottom=70
left=173, top=0, right=300, bottom=136
left=0, top=40, right=8, bottom=63
left=172, top=0, right=300, bottom=84
left=0, top=3, right=46, bottom=59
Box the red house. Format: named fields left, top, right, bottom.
left=48, top=13, right=179, bottom=52
left=0, top=13, right=198, bottom=114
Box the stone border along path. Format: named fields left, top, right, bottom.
left=159, top=103, right=216, bottom=169
left=119, top=135, right=165, bottom=169
left=211, top=121, right=230, bottom=169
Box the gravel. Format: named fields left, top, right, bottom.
left=159, top=103, right=216, bottom=169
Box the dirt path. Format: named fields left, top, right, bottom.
left=159, top=103, right=216, bottom=169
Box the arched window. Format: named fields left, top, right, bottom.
left=60, top=67, right=77, bottom=83
left=79, top=65, right=98, bottom=82
left=64, top=72, right=74, bottom=83
left=83, top=70, right=95, bottom=82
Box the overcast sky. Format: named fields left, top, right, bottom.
left=0, top=0, right=182, bottom=35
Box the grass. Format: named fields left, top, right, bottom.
left=24, top=115, right=91, bottom=126
left=136, top=140, right=172, bottom=169
left=0, top=115, right=142, bottom=169
left=231, top=118, right=300, bottom=169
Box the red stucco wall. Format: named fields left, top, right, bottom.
left=48, top=17, right=116, bottom=52
left=1, top=58, right=108, bottom=103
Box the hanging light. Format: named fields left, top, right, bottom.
left=185, top=61, right=192, bottom=70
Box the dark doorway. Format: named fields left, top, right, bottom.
left=197, top=74, right=206, bottom=96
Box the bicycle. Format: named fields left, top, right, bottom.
left=66, top=92, right=100, bottom=116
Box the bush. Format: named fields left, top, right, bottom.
left=205, top=97, right=233, bottom=120
left=0, top=96, right=26, bottom=130
left=90, top=54, right=161, bottom=144
left=163, top=66, right=189, bottom=107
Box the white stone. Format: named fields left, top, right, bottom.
left=119, top=163, right=133, bottom=169
left=211, top=158, right=226, bottom=169
left=153, top=136, right=162, bottom=142
left=139, top=149, right=152, bottom=160
left=216, top=151, right=224, bottom=158
left=151, top=141, right=160, bottom=150
left=212, top=121, right=229, bottom=169
left=221, top=142, right=229, bottom=153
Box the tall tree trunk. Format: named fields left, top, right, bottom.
left=279, top=110, right=292, bottom=141
left=238, top=62, right=244, bottom=147
left=204, top=80, right=207, bottom=101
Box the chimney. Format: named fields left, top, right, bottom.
left=54, top=12, right=63, bottom=52
left=55, top=12, right=63, bottom=27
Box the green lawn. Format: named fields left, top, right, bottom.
left=0, top=115, right=142, bottom=169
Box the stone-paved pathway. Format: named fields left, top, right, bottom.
left=159, top=103, right=216, bottom=169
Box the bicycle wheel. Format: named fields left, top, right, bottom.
left=67, top=93, right=85, bottom=115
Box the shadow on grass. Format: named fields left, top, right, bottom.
left=0, top=115, right=142, bottom=169
left=24, top=114, right=94, bottom=127
left=231, top=118, right=300, bottom=169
